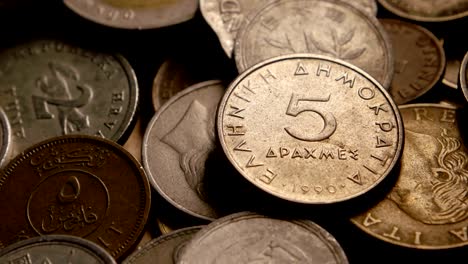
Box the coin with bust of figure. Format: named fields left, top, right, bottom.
left=351, top=104, right=468, bottom=249
left=378, top=0, right=468, bottom=22
left=234, top=0, right=394, bottom=89
left=64, top=0, right=198, bottom=29
left=0, top=39, right=138, bottom=163
left=0, top=235, right=116, bottom=264
left=178, top=212, right=349, bottom=264
left=218, top=54, right=403, bottom=204
left=0, top=135, right=151, bottom=260
left=459, top=51, right=468, bottom=102
left=0, top=107, right=11, bottom=169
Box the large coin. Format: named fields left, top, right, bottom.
left=218, top=54, right=403, bottom=204
left=378, top=0, right=468, bottom=22
left=381, top=19, right=445, bottom=105
left=122, top=226, right=202, bottom=264
left=0, top=39, right=138, bottom=160
left=143, top=80, right=225, bottom=220
left=351, top=104, right=468, bottom=249
left=0, top=235, right=116, bottom=263
left=0, top=135, right=151, bottom=259
left=234, top=0, right=394, bottom=88
left=0, top=107, right=11, bottom=168
left=63, top=0, right=198, bottom=29
left=177, top=212, right=349, bottom=263
left=460, top=51, right=468, bottom=102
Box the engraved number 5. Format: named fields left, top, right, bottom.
left=284, top=93, right=337, bottom=141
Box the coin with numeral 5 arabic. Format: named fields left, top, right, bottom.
left=217, top=54, right=403, bottom=204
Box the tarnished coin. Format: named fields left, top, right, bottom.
left=381, top=19, right=445, bottom=105
left=234, top=0, right=394, bottom=88
left=178, top=212, right=349, bottom=263
left=218, top=54, right=403, bottom=204
left=0, top=107, right=11, bottom=168
left=0, top=235, right=116, bottom=263
left=351, top=104, right=468, bottom=249
left=460, top=51, right=468, bottom=102
left=0, top=39, right=138, bottom=160
left=0, top=135, right=151, bottom=259
left=143, top=80, right=225, bottom=220
left=63, top=0, right=198, bottom=29
left=122, top=226, right=202, bottom=264
left=378, top=0, right=468, bottom=22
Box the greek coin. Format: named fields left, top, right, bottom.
left=0, top=107, right=11, bottom=168
left=0, top=235, right=116, bottom=264
left=459, top=51, right=468, bottom=102
left=200, top=0, right=272, bottom=58
left=378, top=0, right=468, bottom=22
left=122, top=226, right=202, bottom=264
left=381, top=19, right=445, bottom=105
left=218, top=54, right=403, bottom=204
left=0, top=135, right=151, bottom=259
left=63, top=0, right=198, bottom=29
left=234, top=0, right=394, bottom=89
left=0, top=39, right=138, bottom=160
left=177, top=212, right=349, bottom=264
left=351, top=104, right=468, bottom=249
left=143, top=80, right=225, bottom=220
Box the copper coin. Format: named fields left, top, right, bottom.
left=143, top=80, right=225, bottom=220
left=460, top=51, right=468, bottom=101
left=178, top=212, right=349, bottom=263
left=0, top=107, right=11, bottom=168
left=0, top=39, right=138, bottom=160
left=351, top=104, right=468, bottom=249
left=234, top=0, right=394, bottom=89
left=0, top=135, right=151, bottom=259
left=378, top=0, right=468, bottom=22
left=381, top=19, right=445, bottom=105
left=122, top=226, right=202, bottom=264
left=0, top=235, right=116, bottom=263
left=218, top=54, right=403, bottom=204
left=63, top=0, right=198, bottom=29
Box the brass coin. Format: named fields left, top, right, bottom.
left=218, top=54, right=403, bottom=204
left=460, top=51, right=468, bottom=101
left=0, top=135, right=151, bottom=259
left=381, top=19, right=445, bottom=105
left=378, top=0, right=468, bottom=22
left=0, top=235, right=116, bottom=264
left=178, top=212, right=349, bottom=263
left=0, top=107, right=11, bottom=168
left=351, top=104, right=468, bottom=249
left=234, top=0, right=394, bottom=89
left=63, top=0, right=198, bottom=29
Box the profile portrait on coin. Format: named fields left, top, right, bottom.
left=388, top=128, right=468, bottom=225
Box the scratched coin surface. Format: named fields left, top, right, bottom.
left=0, top=107, right=11, bottom=168
left=0, top=135, right=151, bottom=259
left=234, top=0, right=394, bottom=88
left=351, top=104, right=468, bottom=249
left=122, top=226, right=202, bottom=264
left=218, top=54, right=403, bottom=204
left=0, top=235, right=116, bottom=264
left=143, top=80, right=225, bottom=220
left=460, top=52, right=468, bottom=102
left=0, top=39, right=138, bottom=160
left=64, top=0, right=198, bottom=29
left=381, top=19, right=445, bottom=105
left=378, top=0, right=468, bottom=22
left=178, top=212, right=349, bottom=264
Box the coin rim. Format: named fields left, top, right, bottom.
left=459, top=51, right=468, bottom=102
left=378, top=0, right=468, bottom=22
left=0, top=107, right=11, bottom=168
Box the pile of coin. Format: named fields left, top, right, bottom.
left=0, top=0, right=467, bottom=263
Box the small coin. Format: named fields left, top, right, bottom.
left=459, top=51, right=468, bottom=101
left=0, top=39, right=138, bottom=160
left=218, top=54, right=403, bottom=204
left=381, top=19, right=445, bottom=105
left=178, top=212, right=349, bottom=263
left=0, top=235, right=116, bottom=263
left=351, top=104, right=468, bottom=249
left=234, top=0, right=394, bottom=88
left=122, top=226, right=202, bottom=264
left=63, top=0, right=198, bottom=29
left=0, top=107, right=11, bottom=168
left=0, top=135, right=151, bottom=259
left=143, top=80, right=225, bottom=220
left=377, top=0, right=468, bottom=22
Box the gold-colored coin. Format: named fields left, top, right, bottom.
left=217, top=54, right=403, bottom=204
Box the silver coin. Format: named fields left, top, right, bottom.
left=122, top=226, right=202, bottom=264
left=0, top=107, right=11, bottom=168
left=0, top=235, right=116, bottom=263
left=178, top=212, right=349, bottom=264
left=142, top=80, right=225, bottom=220
left=0, top=39, right=138, bottom=159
